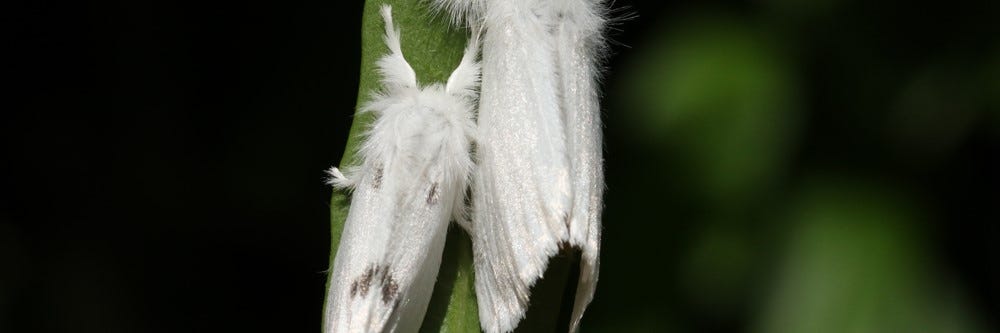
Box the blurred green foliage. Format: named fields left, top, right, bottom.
left=585, top=1, right=996, bottom=332
left=623, top=14, right=798, bottom=203
left=756, top=179, right=984, bottom=333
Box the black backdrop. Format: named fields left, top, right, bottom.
left=6, top=1, right=360, bottom=331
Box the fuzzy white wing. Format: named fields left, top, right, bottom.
left=434, top=0, right=606, bottom=332
left=471, top=1, right=574, bottom=332
left=553, top=1, right=606, bottom=330
left=323, top=163, right=459, bottom=333
left=379, top=167, right=456, bottom=331
left=323, top=165, right=399, bottom=333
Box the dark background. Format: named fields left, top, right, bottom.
left=4, top=0, right=997, bottom=332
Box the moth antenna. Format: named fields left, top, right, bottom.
left=377, top=5, right=417, bottom=89
left=445, top=23, right=482, bottom=96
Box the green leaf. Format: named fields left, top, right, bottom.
left=325, top=1, right=479, bottom=332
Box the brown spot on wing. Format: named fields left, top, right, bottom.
left=349, top=264, right=400, bottom=305
left=381, top=279, right=399, bottom=304
left=426, top=182, right=439, bottom=205
left=357, top=266, right=376, bottom=297
left=372, top=167, right=384, bottom=190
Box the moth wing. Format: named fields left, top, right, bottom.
left=472, top=4, right=574, bottom=332
left=323, top=166, right=400, bottom=333
left=388, top=156, right=468, bottom=331
left=323, top=164, right=456, bottom=333
left=553, top=1, right=606, bottom=331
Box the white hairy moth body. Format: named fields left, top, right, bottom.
left=322, top=5, right=479, bottom=333
left=432, top=0, right=607, bottom=332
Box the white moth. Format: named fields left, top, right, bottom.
left=322, top=5, right=479, bottom=332
left=432, top=0, right=607, bottom=332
